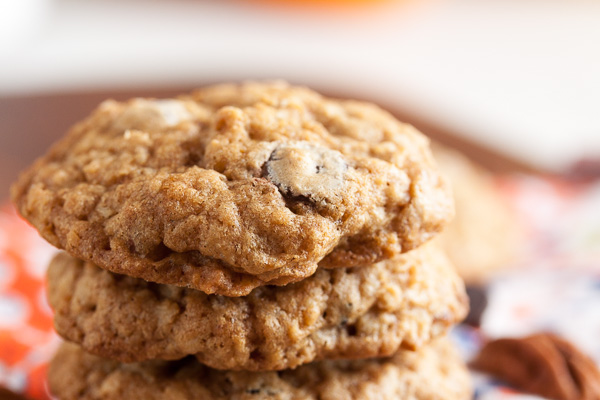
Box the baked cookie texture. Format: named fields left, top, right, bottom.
left=48, top=242, right=467, bottom=371
left=12, top=82, right=453, bottom=296
left=432, top=144, right=521, bottom=284
left=48, top=338, right=471, bottom=400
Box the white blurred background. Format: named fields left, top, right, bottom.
left=1, top=0, right=600, bottom=173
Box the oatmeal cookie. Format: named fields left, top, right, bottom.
left=48, top=338, right=471, bottom=400
left=48, top=243, right=467, bottom=371
left=432, top=144, right=521, bottom=284
left=13, top=82, right=453, bottom=296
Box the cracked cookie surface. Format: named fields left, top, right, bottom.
left=48, top=243, right=467, bottom=371
left=13, top=82, right=453, bottom=295
left=48, top=338, right=471, bottom=400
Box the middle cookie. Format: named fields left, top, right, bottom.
left=48, top=243, right=467, bottom=371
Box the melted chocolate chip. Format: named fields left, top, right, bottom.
left=263, top=141, right=347, bottom=204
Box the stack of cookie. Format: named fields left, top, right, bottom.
left=12, top=82, right=471, bottom=399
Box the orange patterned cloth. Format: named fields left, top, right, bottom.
left=0, top=205, right=58, bottom=399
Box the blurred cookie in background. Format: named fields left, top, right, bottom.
left=432, top=143, right=522, bottom=285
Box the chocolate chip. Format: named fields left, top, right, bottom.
left=346, top=324, right=358, bottom=336
left=464, top=285, right=488, bottom=327
left=263, top=141, right=347, bottom=204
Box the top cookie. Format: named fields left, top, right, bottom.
left=12, top=82, right=453, bottom=296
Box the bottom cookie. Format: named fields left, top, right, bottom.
left=48, top=338, right=471, bottom=400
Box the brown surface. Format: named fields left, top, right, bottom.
left=0, top=83, right=540, bottom=201
left=472, top=333, right=600, bottom=400
left=0, top=387, right=29, bottom=400
left=12, top=82, right=453, bottom=295
left=0, top=88, right=179, bottom=200
left=48, top=338, right=472, bottom=400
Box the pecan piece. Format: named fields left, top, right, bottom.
left=472, top=333, right=600, bottom=400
